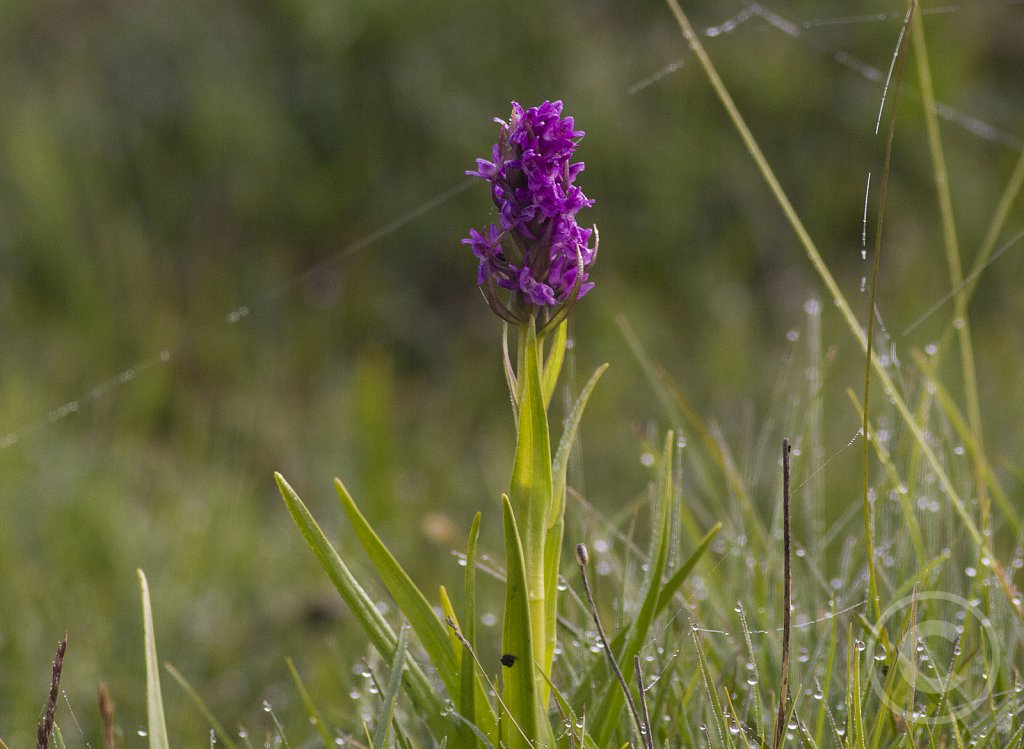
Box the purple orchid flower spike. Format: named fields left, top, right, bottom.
left=463, top=100, right=598, bottom=333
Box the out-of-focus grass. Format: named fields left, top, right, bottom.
left=1, top=0, right=1022, bottom=744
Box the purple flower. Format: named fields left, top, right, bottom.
left=464, top=100, right=597, bottom=326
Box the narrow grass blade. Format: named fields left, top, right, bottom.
left=165, top=663, right=239, bottom=749
left=654, top=522, right=721, bottom=617
left=593, top=432, right=675, bottom=747
left=574, top=520, right=720, bottom=713
left=335, top=477, right=460, bottom=695
left=617, top=315, right=761, bottom=548
left=372, top=626, right=409, bottom=749
left=137, top=569, right=170, bottom=749
left=462, top=513, right=483, bottom=748
left=274, top=473, right=449, bottom=739
left=284, top=658, right=333, bottom=749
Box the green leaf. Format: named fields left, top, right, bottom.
left=462, top=513, right=482, bottom=747
left=593, top=432, right=675, bottom=747
left=540, top=320, right=567, bottom=410
left=500, top=494, right=552, bottom=749
left=373, top=625, right=409, bottom=749
left=274, top=472, right=450, bottom=740
left=137, top=569, right=170, bottom=749
left=335, top=477, right=461, bottom=696
left=509, top=318, right=554, bottom=691
left=653, top=522, right=721, bottom=617
left=549, top=363, right=608, bottom=529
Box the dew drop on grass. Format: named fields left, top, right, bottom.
left=728, top=721, right=741, bottom=735
left=925, top=343, right=938, bottom=356
left=965, top=566, right=977, bottom=578
left=786, top=329, right=799, bottom=342
left=787, top=719, right=798, bottom=730
left=855, top=640, right=866, bottom=652
left=481, top=612, right=497, bottom=626
left=263, top=700, right=273, bottom=712
left=640, top=452, right=655, bottom=467
left=813, top=688, right=824, bottom=700
left=137, top=729, right=148, bottom=737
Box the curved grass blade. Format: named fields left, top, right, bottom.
left=137, top=569, right=170, bottom=749
left=335, top=477, right=460, bottom=695
left=372, top=625, right=409, bottom=749
left=274, top=472, right=450, bottom=740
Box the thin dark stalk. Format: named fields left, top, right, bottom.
left=633, top=656, right=654, bottom=749
left=37, top=633, right=68, bottom=749
left=772, top=442, right=792, bottom=749
left=575, top=543, right=647, bottom=746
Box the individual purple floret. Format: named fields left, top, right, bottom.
left=463, top=100, right=597, bottom=326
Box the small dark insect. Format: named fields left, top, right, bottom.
left=500, top=654, right=517, bottom=667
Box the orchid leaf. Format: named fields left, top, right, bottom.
left=274, top=473, right=450, bottom=740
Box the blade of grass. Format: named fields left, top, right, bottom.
left=617, top=315, right=759, bottom=549
left=593, top=432, right=675, bottom=747
left=164, top=663, right=239, bottom=749
left=137, top=570, right=170, bottom=749
left=372, top=625, right=409, bottom=749
left=463, top=513, right=483, bottom=747
left=860, top=1, right=915, bottom=625
left=284, top=658, right=333, bottom=749
left=910, top=1, right=991, bottom=539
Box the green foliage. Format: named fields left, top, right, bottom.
left=137, top=570, right=170, bottom=749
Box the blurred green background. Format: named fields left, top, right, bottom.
left=1, top=0, right=1022, bottom=743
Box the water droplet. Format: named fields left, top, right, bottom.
left=728, top=721, right=741, bottom=735
left=137, top=729, right=148, bottom=737
left=786, top=329, right=799, bottom=342
left=640, top=452, right=655, bottom=467
left=804, top=299, right=820, bottom=315
left=481, top=613, right=497, bottom=626
left=965, top=566, right=977, bottom=578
